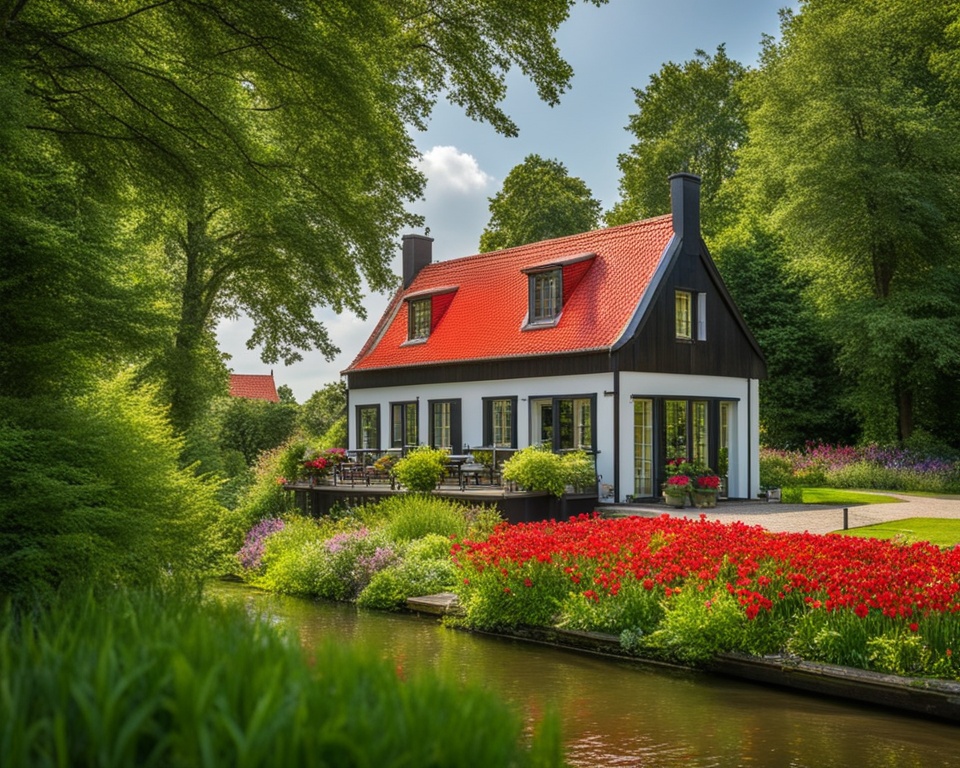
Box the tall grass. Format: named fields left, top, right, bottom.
left=0, top=588, right=563, bottom=767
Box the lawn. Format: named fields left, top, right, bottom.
left=797, top=487, right=902, bottom=505
left=834, top=518, right=960, bottom=547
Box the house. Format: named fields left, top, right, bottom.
left=342, top=173, right=766, bottom=503
left=228, top=372, right=280, bottom=403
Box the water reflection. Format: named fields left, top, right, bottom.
left=209, top=583, right=959, bottom=767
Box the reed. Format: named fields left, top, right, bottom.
left=0, top=588, right=563, bottom=767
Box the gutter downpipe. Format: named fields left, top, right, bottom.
left=747, top=377, right=752, bottom=499
left=612, top=358, right=620, bottom=502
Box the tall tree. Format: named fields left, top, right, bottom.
left=479, top=154, right=601, bottom=252
left=737, top=0, right=960, bottom=444
left=607, top=46, right=746, bottom=237
left=3, top=0, right=605, bottom=432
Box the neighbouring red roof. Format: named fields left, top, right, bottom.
left=345, top=216, right=675, bottom=373
left=229, top=373, right=280, bottom=402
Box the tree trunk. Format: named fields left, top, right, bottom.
left=897, top=386, right=913, bottom=444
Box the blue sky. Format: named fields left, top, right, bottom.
left=218, top=0, right=796, bottom=401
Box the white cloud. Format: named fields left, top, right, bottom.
left=417, top=145, right=493, bottom=194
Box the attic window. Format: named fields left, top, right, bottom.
left=676, top=290, right=707, bottom=341
left=530, top=268, right=562, bottom=324
left=409, top=298, right=431, bottom=340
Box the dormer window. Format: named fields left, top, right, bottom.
left=409, top=298, right=431, bottom=340
left=521, top=253, right=595, bottom=331
left=530, top=268, right=562, bottom=324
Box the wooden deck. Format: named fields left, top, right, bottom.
left=406, top=592, right=461, bottom=616
left=286, top=480, right=599, bottom=525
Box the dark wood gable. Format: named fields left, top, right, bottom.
left=613, top=240, right=767, bottom=379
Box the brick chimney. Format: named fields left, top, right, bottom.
left=402, top=234, right=433, bottom=288
left=669, top=172, right=701, bottom=255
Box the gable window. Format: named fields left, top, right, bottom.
left=483, top=397, right=517, bottom=448
left=356, top=405, right=380, bottom=450
left=530, top=269, right=561, bottom=323
left=429, top=399, right=461, bottom=451
left=676, top=290, right=707, bottom=341
left=675, top=290, right=692, bottom=340
left=409, top=298, right=431, bottom=340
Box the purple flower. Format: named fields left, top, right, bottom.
left=238, top=518, right=285, bottom=570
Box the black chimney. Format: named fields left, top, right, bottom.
left=668, top=172, right=701, bottom=255
left=402, top=234, right=433, bottom=288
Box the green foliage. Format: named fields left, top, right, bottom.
left=479, top=154, right=601, bottom=251
left=0, top=588, right=563, bottom=767
left=7, top=0, right=604, bottom=435
left=607, top=45, right=746, bottom=237
left=712, top=225, right=854, bottom=447
left=319, top=416, right=348, bottom=450
left=759, top=453, right=794, bottom=489
left=212, top=441, right=300, bottom=575
left=377, top=496, right=469, bottom=542
left=643, top=586, right=745, bottom=664
left=558, top=575, right=663, bottom=635
left=502, top=447, right=595, bottom=497
left=215, top=397, right=298, bottom=466
left=297, top=381, right=347, bottom=438
left=561, top=450, right=597, bottom=492
left=357, top=534, right=458, bottom=611
left=256, top=516, right=331, bottom=596
left=736, top=0, right=960, bottom=447
left=258, top=518, right=396, bottom=601
left=392, top=446, right=448, bottom=493
left=502, top=447, right=568, bottom=497
left=0, top=373, right=224, bottom=601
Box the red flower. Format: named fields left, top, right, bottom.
left=909, top=622, right=919, bottom=633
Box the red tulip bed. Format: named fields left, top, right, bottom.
left=451, top=513, right=960, bottom=679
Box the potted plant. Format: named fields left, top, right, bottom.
left=663, top=474, right=691, bottom=507
left=691, top=471, right=720, bottom=508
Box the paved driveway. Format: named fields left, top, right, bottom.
left=603, top=493, right=960, bottom=536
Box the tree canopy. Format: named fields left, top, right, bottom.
left=3, top=0, right=605, bottom=432
left=735, top=0, right=960, bottom=443
left=479, top=154, right=601, bottom=252
left=606, top=45, right=746, bottom=237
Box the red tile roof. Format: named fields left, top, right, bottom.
left=229, top=373, right=280, bottom=402
left=345, top=216, right=675, bottom=372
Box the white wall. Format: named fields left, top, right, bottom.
left=348, top=370, right=762, bottom=502
left=347, top=372, right=617, bottom=485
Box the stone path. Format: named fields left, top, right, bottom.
left=602, top=492, right=960, bottom=535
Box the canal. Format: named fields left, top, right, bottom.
left=210, top=582, right=959, bottom=767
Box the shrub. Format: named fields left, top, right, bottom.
left=257, top=516, right=330, bottom=596
left=643, top=586, right=745, bottom=664
left=501, top=446, right=567, bottom=497
left=0, top=374, right=224, bottom=601
left=0, top=588, right=563, bottom=767
left=558, top=574, right=663, bottom=634
left=357, top=534, right=458, bottom=611
left=392, top=446, right=448, bottom=493
left=377, top=495, right=469, bottom=541
left=759, top=452, right=794, bottom=489
left=237, top=517, right=285, bottom=572
left=561, top=450, right=597, bottom=492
